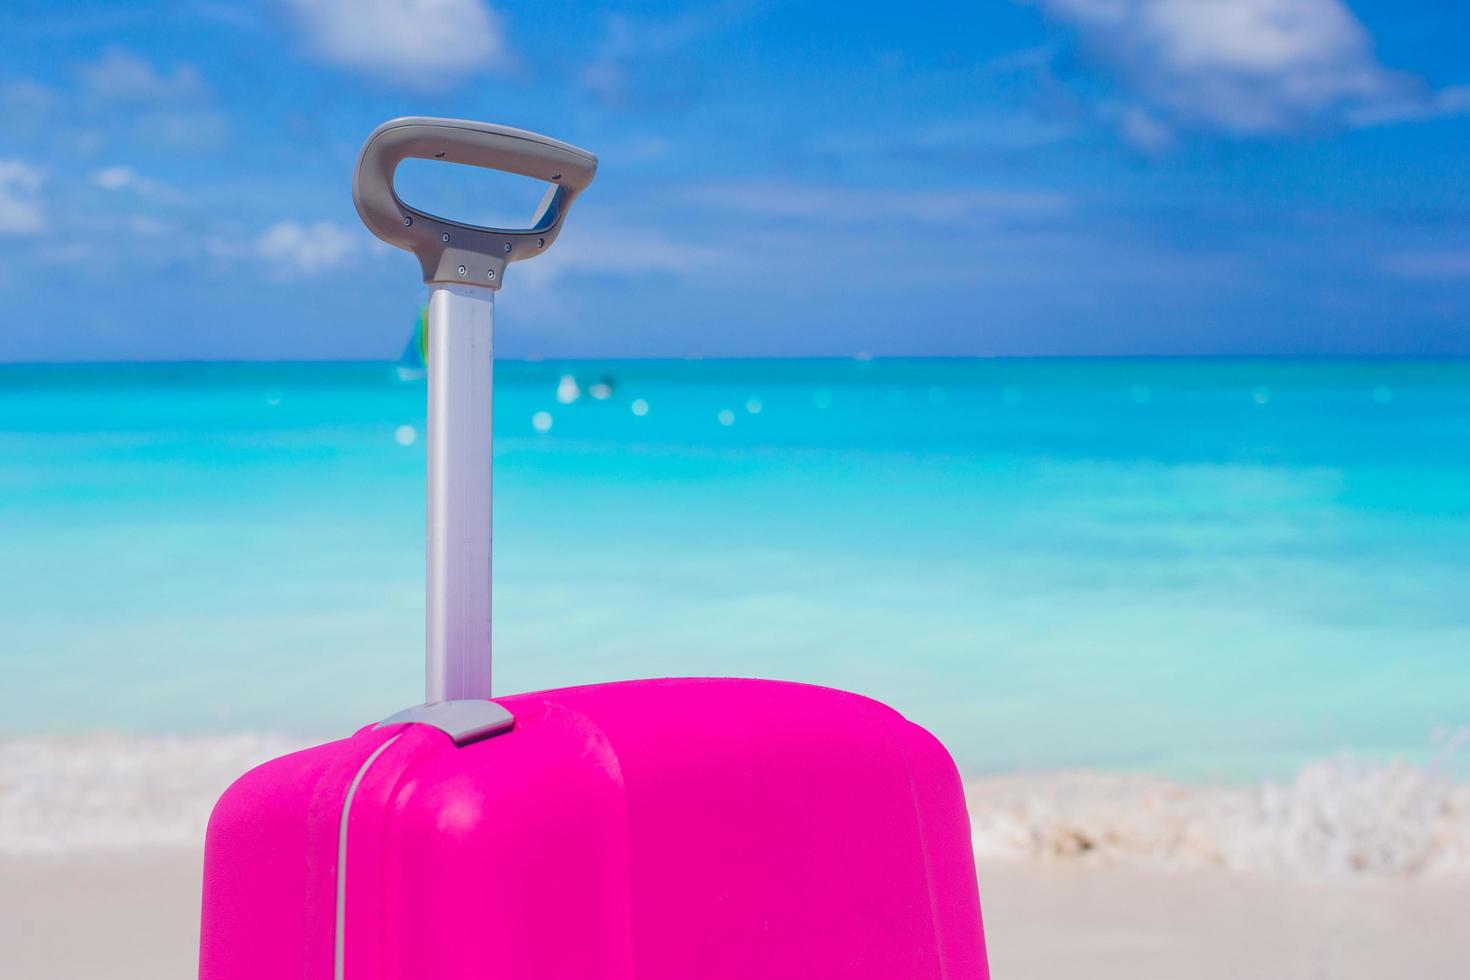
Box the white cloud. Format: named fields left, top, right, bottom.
left=1, top=49, right=234, bottom=155
left=282, top=0, right=507, bottom=90
left=256, top=220, right=361, bottom=276
left=128, top=215, right=173, bottom=237
left=1346, top=84, right=1470, bottom=127
left=578, top=6, right=749, bottom=110
left=513, top=225, right=730, bottom=291
left=1039, top=0, right=1469, bottom=138
left=580, top=12, right=702, bottom=106
left=810, top=114, right=1079, bottom=161
left=74, top=49, right=231, bottom=152
left=134, top=109, right=231, bottom=153
left=677, top=181, right=1071, bottom=225
left=1116, top=105, right=1175, bottom=154
left=91, top=165, right=178, bottom=200
left=92, top=166, right=136, bottom=191
left=78, top=47, right=210, bottom=104
left=0, top=161, right=45, bottom=235
left=0, top=80, right=58, bottom=116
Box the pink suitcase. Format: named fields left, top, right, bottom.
left=198, top=118, right=988, bottom=980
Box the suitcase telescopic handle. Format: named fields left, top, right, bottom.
left=352, top=118, right=596, bottom=706
left=353, top=116, right=598, bottom=288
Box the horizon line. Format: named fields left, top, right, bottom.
left=5, top=353, right=1470, bottom=369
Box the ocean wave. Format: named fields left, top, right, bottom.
left=967, top=752, right=1470, bottom=878
left=0, top=733, right=304, bottom=855
left=5, top=732, right=1469, bottom=877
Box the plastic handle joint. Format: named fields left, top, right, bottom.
left=352, top=116, right=598, bottom=288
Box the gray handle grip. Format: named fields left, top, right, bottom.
left=352, top=116, right=597, bottom=288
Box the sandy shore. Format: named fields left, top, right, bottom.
left=979, top=861, right=1470, bottom=979
left=3, top=849, right=1466, bottom=979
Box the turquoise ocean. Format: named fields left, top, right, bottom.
left=3, top=359, right=1468, bottom=800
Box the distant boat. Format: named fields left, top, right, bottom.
left=394, top=306, right=429, bottom=381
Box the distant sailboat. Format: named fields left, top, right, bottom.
left=394, top=305, right=429, bottom=381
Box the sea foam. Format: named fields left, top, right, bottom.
left=4, top=732, right=1468, bottom=877
left=968, top=753, right=1470, bottom=878
left=0, top=733, right=304, bottom=855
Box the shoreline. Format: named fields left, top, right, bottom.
left=4, top=733, right=1468, bottom=877
left=3, top=733, right=1468, bottom=978
left=4, top=850, right=1467, bottom=979
left=965, top=767, right=1470, bottom=877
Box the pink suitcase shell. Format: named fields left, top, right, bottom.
left=197, top=119, right=988, bottom=978
left=201, top=678, right=987, bottom=979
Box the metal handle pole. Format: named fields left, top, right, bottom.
left=426, top=283, right=494, bottom=702
left=352, top=116, right=595, bottom=705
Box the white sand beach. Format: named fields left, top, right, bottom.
left=3, top=850, right=1467, bottom=979
left=4, top=735, right=1469, bottom=980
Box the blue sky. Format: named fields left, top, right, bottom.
left=1, top=0, right=1468, bottom=360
